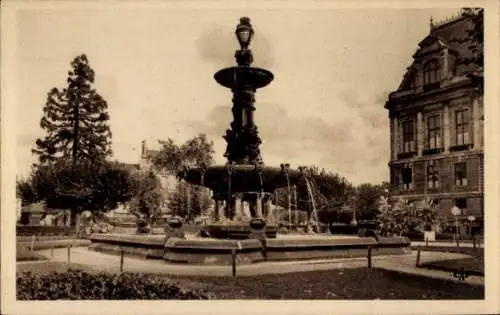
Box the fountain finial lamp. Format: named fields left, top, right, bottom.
left=236, top=17, right=254, bottom=50
left=234, top=17, right=255, bottom=66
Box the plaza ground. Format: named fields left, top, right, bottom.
left=15, top=240, right=484, bottom=300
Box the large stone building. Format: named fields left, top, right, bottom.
left=385, top=13, right=483, bottom=229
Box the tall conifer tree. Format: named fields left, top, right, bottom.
left=33, top=54, right=112, bottom=165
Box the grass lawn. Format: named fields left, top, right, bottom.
left=420, top=256, right=484, bottom=276
left=411, top=245, right=484, bottom=257
left=17, top=262, right=484, bottom=300
left=168, top=268, right=484, bottom=299
left=412, top=246, right=484, bottom=276
left=16, top=248, right=49, bottom=262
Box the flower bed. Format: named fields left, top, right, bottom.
left=17, top=269, right=213, bottom=300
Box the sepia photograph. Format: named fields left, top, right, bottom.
left=1, top=0, right=499, bottom=314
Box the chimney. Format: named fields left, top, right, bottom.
left=141, top=140, right=147, bottom=158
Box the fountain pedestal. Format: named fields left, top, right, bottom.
left=204, top=191, right=278, bottom=239
left=164, top=217, right=186, bottom=241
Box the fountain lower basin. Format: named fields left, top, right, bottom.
left=203, top=223, right=278, bottom=239
left=89, top=232, right=411, bottom=265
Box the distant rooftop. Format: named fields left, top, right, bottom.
left=429, top=10, right=465, bottom=30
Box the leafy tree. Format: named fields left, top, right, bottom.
left=166, top=182, right=185, bottom=218
left=460, top=8, right=484, bottom=68
left=150, top=133, right=215, bottom=174
left=20, top=160, right=135, bottom=222
left=92, top=161, right=136, bottom=211
left=449, top=8, right=483, bottom=91
left=32, top=54, right=112, bottom=165
left=273, top=166, right=355, bottom=224
left=148, top=133, right=215, bottom=222
left=167, top=182, right=211, bottom=222
left=24, top=54, right=118, bottom=227
left=128, top=170, right=163, bottom=229
left=190, top=186, right=212, bottom=220
left=16, top=179, right=38, bottom=206
left=353, top=182, right=390, bottom=220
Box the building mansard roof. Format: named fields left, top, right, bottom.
left=389, top=13, right=482, bottom=102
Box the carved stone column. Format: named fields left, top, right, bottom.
left=242, top=200, right=252, bottom=219
left=392, top=116, right=399, bottom=159
left=222, top=200, right=230, bottom=220
left=443, top=47, right=449, bottom=80
left=234, top=193, right=243, bottom=220
left=262, top=194, right=270, bottom=218
left=417, top=111, right=424, bottom=156
left=229, top=198, right=237, bottom=220
left=217, top=199, right=227, bottom=222
left=472, top=96, right=481, bottom=150
left=213, top=199, right=221, bottom=222
left=255, top=193, right=263, bottom=219
left=443, top=104, right=450, bottom=153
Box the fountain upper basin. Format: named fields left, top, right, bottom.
left=179, top=164, right=304, bottom=194
left=214, top=66, right=274, bottom=89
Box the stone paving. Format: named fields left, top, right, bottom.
left=34, top=247, right=484, bottom=286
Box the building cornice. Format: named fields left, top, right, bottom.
left=389, top=149, right=483, bottom=166
left=390, top=191, right=483, bottom=200
left=385, top=78, right=480, bottom=115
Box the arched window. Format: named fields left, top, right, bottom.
left=423, top=59, right=441, bottom=87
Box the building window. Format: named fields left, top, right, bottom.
left=401, top=167, right=413, bottom=191
left=402, top=120, right=415, bottom=153
left=407, top=68, right=419, bottom=89
left=455, top=162, right=468, bottom=187
left=391, top=168, right=399, bottom=188
left=423, top=59, right=441, bottom=86
left=427, top=115, right=441, bottom=149
left=455, top=109, right=470, bottom=145
left=427, top=163, right=439, bottom=189
left=455, top=198, right=467, bottom=213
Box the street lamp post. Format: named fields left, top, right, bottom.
left=350, top=195, right=357, bottom=226
left=451, top=206, right=461, bottom=247
left=467, top=215, right=475, bottom=237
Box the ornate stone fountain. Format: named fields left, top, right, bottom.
left=88, top=17, right=411, bottom=265
left=177, top=17, right=306, bottom=239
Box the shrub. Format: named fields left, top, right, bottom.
left=17, top=269, right=213, bottom=300
left=377, top=197, right=441, bottom=236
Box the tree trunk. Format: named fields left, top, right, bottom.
left=72, top=94, right=80, bottom=167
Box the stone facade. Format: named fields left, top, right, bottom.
left=385, top=14, right=483, bottom=227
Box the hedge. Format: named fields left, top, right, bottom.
left=16, top=239, right=91, bottom=251
left=403, top=232, right=480, bottom=241
left=17, top=269, right=213, bottom=300
left=17, top=225, right=76, bottom=236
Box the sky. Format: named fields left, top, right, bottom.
left=13, top=4, right=462, bottom=185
